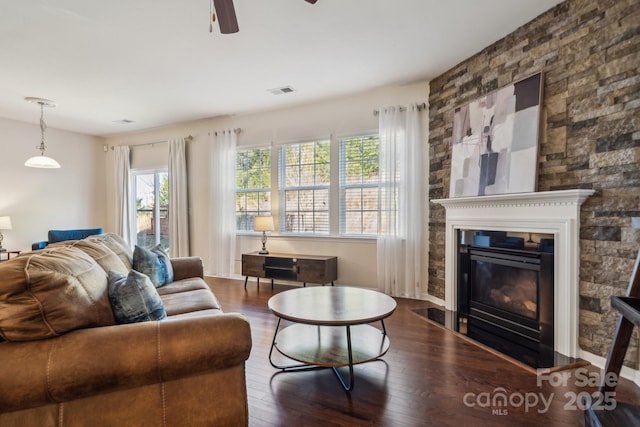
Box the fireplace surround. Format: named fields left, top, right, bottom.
left=432, top=189, right=594, bottom=359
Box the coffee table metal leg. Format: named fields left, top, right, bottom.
left=331, top=325, right=355, bottom=391
left=269, top=317, right=309, bottom=371
left=268, top=318, right=286, bottom=369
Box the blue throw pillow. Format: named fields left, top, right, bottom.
left=132, top=244, right=174, bottom=287
left=108, top=270, right=167, bottom=324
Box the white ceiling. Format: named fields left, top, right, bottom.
left=0, top=0, right=563, bottom=136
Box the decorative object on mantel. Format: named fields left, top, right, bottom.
left=24, top=97, right=61, bottom=169
left=0, top=216, right=11, bottom=250
left=254, top=215, right=274, bottom=254
left=449, top=72, right=542, bottom=197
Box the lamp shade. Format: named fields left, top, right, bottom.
left=0, top=216, right=12, bottom=230
left=254, top=216, right=274, bottom=232
left=24, top=155, right=61, bottom=168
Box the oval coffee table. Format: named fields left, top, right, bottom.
left=267, top=286, right=397, bottom=391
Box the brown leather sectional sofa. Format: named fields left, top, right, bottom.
left=0, top=233, right=252, bottom=426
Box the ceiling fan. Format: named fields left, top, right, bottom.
left=212, top=0, right=318, bottom=34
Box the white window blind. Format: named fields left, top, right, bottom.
left=339, top=135, right=380, bottom=236
left=279, top=140, right=330, bottom=234
left=235, top=147, right=271, bottom=231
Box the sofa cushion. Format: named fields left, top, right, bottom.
left=161, top=289, right=222, bottom=316
left=0, top=246, right=115, bottom=341
left=49, top=239, right=129, bottom=275
left=133, top=245, right=174, bottom=287
left=108, top=270, right=167, bottom=324
left=86, top=233, right=133, bottom=270
left=156, top=278, right=211, bottom=296
left=165, top=308, right=224, bottom=320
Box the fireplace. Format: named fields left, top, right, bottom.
left=432, top=189, right=595, bottom=361
left=458, top=243, right=554, bottom=367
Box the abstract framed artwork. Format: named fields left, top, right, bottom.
left=449, top=72, right=543, bottom=197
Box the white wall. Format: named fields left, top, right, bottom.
left=104, top=82, right=430, bottom=294
left=0, top=117, right=107, bottom=252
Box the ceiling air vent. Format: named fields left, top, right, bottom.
left=268, top=86, right=295, bottom=95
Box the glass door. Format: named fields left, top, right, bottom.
left=134, top=170, right=170, bottom=251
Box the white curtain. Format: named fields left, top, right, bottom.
left=209, top=129, right=237, bottom=277
left=113, top=146, right=136, bottom=247
left=377, top=105, right=425, bottom=298
left=168, top=138, right=190, bottom=257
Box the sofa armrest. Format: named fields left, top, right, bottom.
left=0, top=313, right=251, bottom=413
left=171, top=256, right=204, bottom=280
left=31, top=241, right=48, bottom=251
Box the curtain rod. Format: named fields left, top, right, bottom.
left=213, top=128, right=242, bottom=136
left=373, top=102, right=426, bottom=117
left=110, top=135, right=193, bottom=150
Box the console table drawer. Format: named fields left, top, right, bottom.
left=297, top=257, right=337, bottom=284
left=241, top=254, right=265, bottom=277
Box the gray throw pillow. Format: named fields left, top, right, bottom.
left=132, top=244, right=174, bottom=287
left=108, top=270, right=167, bottom=324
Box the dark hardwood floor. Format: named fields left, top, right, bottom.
left=206, top=277, right=640, bottom=427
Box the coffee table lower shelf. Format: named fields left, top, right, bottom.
left=269, top=322, right=390, bottom=391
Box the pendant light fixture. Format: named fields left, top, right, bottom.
left=24, top=97, right=61, bottom=169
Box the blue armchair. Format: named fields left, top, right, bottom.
left=31, top=228, right=104, bottom=250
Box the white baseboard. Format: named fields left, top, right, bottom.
left=421, top=293, right=446, bottom=307
left=579, top=349, right=640, bottom=388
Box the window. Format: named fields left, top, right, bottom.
left=234, top=134, right=387, bottom=238
left=236, top=147, right=271, bottom=231
left=279, top=140, right=330, bottom=234
left=340, top=135, right=380, bottom=236
left=133, top=170, right=169, bottom=250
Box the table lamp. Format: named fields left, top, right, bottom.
left=254, top=216, right=274, bottom=254
left=0, top=216, right=12, bottom=251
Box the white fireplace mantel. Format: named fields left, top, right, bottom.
left=432, top=189, right=595, bottom=358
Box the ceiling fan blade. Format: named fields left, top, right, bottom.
left=213, top=0, right=239, bottom=34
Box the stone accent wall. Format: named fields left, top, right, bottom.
left=428, top=0, right=640, bottom=365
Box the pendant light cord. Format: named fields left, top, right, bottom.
left=209, top=0, right=214, bottom=32
left=39, top=102, right=47, bottom=154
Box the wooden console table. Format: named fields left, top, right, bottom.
left=242, top=252, right=337, bottom=289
